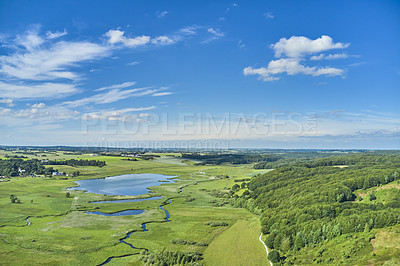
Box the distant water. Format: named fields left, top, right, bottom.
left=85, top=209, right=145, bottom=216
left=69, top=173, right=177, bottom=196
left=91, top=196, right=164, bottom=204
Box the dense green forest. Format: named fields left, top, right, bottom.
left=253, top=151, right=356, bottom=169
left=234, top=154, right=400, bottom=264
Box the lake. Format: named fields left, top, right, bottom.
left=69, top=173, right=177, bottom=196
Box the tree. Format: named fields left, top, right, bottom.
left=66, top=192, right=71, bottom=198
left=293, top=236, right=305, bottom=250
left=10, top=194, right=17, bottom=203
left=265, top=232, right=276, bottom=249
left=268, top=250, right=281, bottom=263
left=369, top=193, right=377, bottom=201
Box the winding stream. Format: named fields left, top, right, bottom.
left=69, top=173, right=176, bottom=266
left=98, top=199, right=172, bottom=265
left=86, top=209, right=145, bottom=216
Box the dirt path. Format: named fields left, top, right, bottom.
left=259, top=233, right=273, bottom=266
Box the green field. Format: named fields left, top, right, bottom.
left=203, top=218, right=266, bottom=266
left=0, top=150, right=268, bottom=265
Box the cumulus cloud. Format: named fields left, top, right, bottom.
left=244, top=58, right=345, bottom=81
left=0, top=99, right=15, bottom=107
left=31, top=103, right=46, bottom=108
left=244, top=35, right=349, bottom=81
left=105, top=29, right=150, bottom=47
left=151, top=36, right=175, bottom=45
left=271, top=35, right=349, bottom=58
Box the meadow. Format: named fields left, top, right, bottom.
left=0, top=149, right=268, bottom=265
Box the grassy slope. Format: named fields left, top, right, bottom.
left=203, top=218, right=267, bottom=266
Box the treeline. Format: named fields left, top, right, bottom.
left=233, top=154, right=400, bottom=262
left=253, top=151, right=357, bottom=169
left=0, top=159, right=45, bottom=176
left=43, top=159, right=106, bottom=167
left=181, top=153, right=280, bottom=165
left=140, top=250, right=203, bottom=265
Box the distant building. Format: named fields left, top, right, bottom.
left=52, top=172, right=64, bottom=176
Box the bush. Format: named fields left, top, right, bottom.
left=369, top=193, right=377, bottom=201
left=268, top=250, right=281, bottom=263
left=205, top=221, right=228, bottom=227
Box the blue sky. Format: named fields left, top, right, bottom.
left=0, top=0, right=399, bottom=149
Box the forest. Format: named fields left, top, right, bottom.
left=234, top=154, right=400, bottom=263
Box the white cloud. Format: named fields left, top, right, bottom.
left=0, top=98, right=15, bottom=107
left=207, top=28, right=224, bottom=37
left=15, top=27, right=44, bottom=51
left=96, top=81, right=136, bottom=91
left=0, top=38, right=109, bottom=81
left=82, top=106, right=156, bottom=120
left=271, top=35, right=349, bottom=58
left=178, top=26, right=198, bottom=36
left=310, top=53, right=349, bottom=60
left=243, top=67, right=279, bottom=81
left=0, top=81, right=78, bottom=99
left=31, top=103, right=46, bottom=108
left=152, top=92, right=173, bottom=96
left=244, top=58, right=345, bottom=81
left=244, top=35, right=349, bottom=81
left=263, top=12, right=274, bottom=19
left=152, top=36, right=175, bottom=45
left=238, top=40, right=246, bottom=49
left=203, top=28, right=225, bottom=43
left=46, top=29, right=67, bottom=39
left=156, top=11, right=168, bottom=18
left=105, top=29, right=150, bottom=48
left=63, top=87, right=160, bottom=107
left=0, top=105, right=80, bottom=124
left=127, top=61, right=140, bottom=66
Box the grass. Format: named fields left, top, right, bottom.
left=0, top=150, right=268, bottom=265
left=203, top=217, right=267, bottom=266
left=370, top=224, right=400, bottom=265
left=354, top=180, right=400, bottom=204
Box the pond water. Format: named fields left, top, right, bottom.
left=69, top=173, right=177, bottom=196
left=85, top=209, right=145, bottom=216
